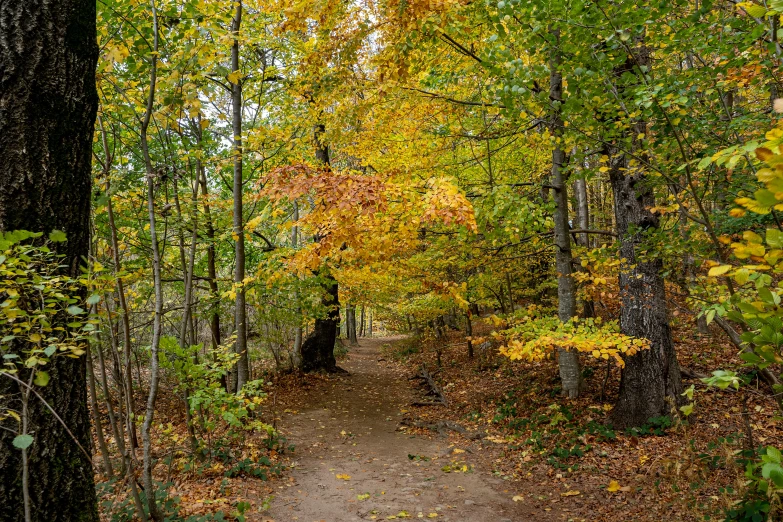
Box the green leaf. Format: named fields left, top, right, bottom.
left=767, top=446, right=782, bottom=463
left=66, top=305, right=85, bottom=315
left=48, top=230, right=67, bottom=242
left=44, top=345, right=57, bottom=357
left=12, top=434, right=33, bottom=450
left=767, top=229, right=783, bottom=249
left=679, top=403, right=694, bottom=416
left=86, top=294, right=101, bottom=306
left=739, top=352, right=764, bottom=365
left=34, top=371, right=50, bottom=387
left=770, top=468, right=783, bottom=488
left=742, top=3, right=768, bottom=17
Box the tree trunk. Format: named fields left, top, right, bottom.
left=466, top=311, right=474, bottom=359
left=0, top=1, right=99, bottom=520
left=231, top=1, right=249, bottom=391
left=291, top=201, right=303, bottom=368
left=197, top=153, right=223, bottom=388
left=549, top=27, right=582, bottom=398
left=86, top=354, right=113, bottom=479
left=300, top=271, right=339, bottom=372
left=347, top=305, right=358, bottom=345
left=607, top=45, right=683, bottom=429
left=300, top=123, right=341, bottom=372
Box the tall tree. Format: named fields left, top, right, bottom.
left=549, top=26, right=582, bottom=398
left=231, top=0, right=249, bottom=390
left=300, top=123, right=341, bottom=372
left=0, top=1, right=99, bottom=520
left=607, top=45, right=684, bottom=429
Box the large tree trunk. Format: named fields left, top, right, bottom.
left=300, top=123, right=341, bottom=372
left=607, top=45, right=683, bottom=429
left=549, top=27, right=582, bottom=398
left=0, top=1, right=99, bottom=520
left=300, top=272, right=339, bottom=372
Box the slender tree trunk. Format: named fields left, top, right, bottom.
left=347, top=305, right=358, bottom=345
left=607, top=45, right=683, bottom=429
left=573, top=178, right=595, bottom=318
left=291, top=201, right=303, bottom=368
left=0, top=1, right=99, bottom=520
left=96, top=317, right=146, bottom=521
left=86, top=354, right=113, bottom=478
left=175, top=161, right=201, bottom=454
left=139, top=2, right=163, bottom=518
left=466, top=310, right=474, bottom=359
left=231, top=1, right=249, bottom=391
left=549, top=27, right=582, bottom=398
left=197, top=153, right=223, bottom=383
left=100, top=117, right=139, bottom=449
left=359, top=305, right=366, bottom=337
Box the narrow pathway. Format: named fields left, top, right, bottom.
left=268, top=337, right=548, bottom=522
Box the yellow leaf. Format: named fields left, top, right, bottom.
left=512, top=495, right=524, bottom=502
left=708, top=265, right=732, bottom=277
left=561, top=490, right=581, bottom=496
left=335, top=473, right=351, bottom=480
left=607, top=480, right=621, bottom=493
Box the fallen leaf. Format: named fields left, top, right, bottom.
left=512, top=495, right=524, bottom=502
left=607, top=480, right=621, bottom=493
left=336, top=474, right=351, bottom=480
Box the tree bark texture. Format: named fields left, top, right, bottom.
left=300, top=123, right=341, bottom=372
left=0, top=1, right=99, bottom=520
left=607, top=46, right=683, bottom=429
left=231, top=0, right=249, bottom=391
left=347, top=305, right=358, bottom=345
left=549, top=27, right=582, bottom=398
left=300, top=272, right=339, bottom=372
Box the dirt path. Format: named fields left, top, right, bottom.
left=267, top=337, right=553, bottom=522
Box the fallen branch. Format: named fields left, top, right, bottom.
left=680, top=367, right=708, bottom=379
left=400, top=418, right=485, bottom=440
left=418, top=364, right=448, bottom=406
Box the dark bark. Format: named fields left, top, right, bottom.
left=300, top=272, right=340, bottom=372
left=465, top=311, right=474, bottom=359
left=0, top=0, right=99, bottom=520
left=231, top=1, right=249, bottom=391
left=607, top=45, right=683, bottom=429
left=549, top=27, right=582, bottom=398
left=347, top=305, right=358, bottom=345
left=300, top=123, right=341, bottom=372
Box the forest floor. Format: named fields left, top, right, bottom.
left=264, top=323, right=783, bottom=522
left=99, top=324, right=781, bottom=521
left=266, top=336, right=558, bottom=522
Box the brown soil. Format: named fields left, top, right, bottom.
left=267, top=337, right=557, bottom=522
